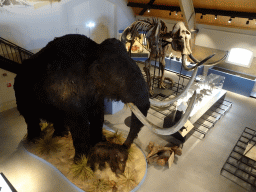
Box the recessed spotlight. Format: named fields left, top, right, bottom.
left=175, top=11, right=178, bottom=15
left=228, top=18, right=232, bottom=23
left=147, top=9, right=150, bottom=13
left=86, top=22, right=95, bottom=28
left=215, top=15, right=217, bottom=20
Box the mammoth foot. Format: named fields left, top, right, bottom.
left=26, top=129, right=44, bottom=143
left=88, top=142, right=129, bottom=176
left=149, top=89, right=154, bottom=96
left=158, top=81, right=167, bottom=89
left=157, top=77, right=174, bottom=89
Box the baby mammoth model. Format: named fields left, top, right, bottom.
left=6, top=34, right=150, bottom=174
left=89, top=142, right=128, bottom=174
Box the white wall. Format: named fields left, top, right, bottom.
left=65, top=0, right=115, bottom=43
left=195, top=24, right=256, bottom=57
left=0, top=3, right=69, bottom=51
left=0, top=73, right=16, bottom=112
left=0, top=0, right=135, bottom=50
left=0, top=0, right=135, bottom=112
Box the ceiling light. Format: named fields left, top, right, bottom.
left=246, top=20, right=249, bottom=25
left=147, top=9, right=150, bottom=13
left=86, top=22, right=95, bottom=28
left=215, top=15, right=217, bottom=20
left=175, top=11, right=178, bottom=15
left=228, top=18, right=232, bottom=23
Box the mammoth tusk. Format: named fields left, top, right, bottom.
left=184, top=54, right=216, bottom=71
left=203, top=51, right=229, bottom=66
left=188, top=53, right=200, bottom=63
left=121, top=28, right=131, bottom=45
left=188, top=51, right=228, bottom=66
left=128, top=91, right=197, bottom=135
left=149, top=67, right=198, bottom=108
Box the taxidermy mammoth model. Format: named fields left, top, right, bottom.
left=121, top=18, right=228, bottom=97
left=0, top=34, right=198, bottom=174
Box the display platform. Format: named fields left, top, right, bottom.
left=22, top=126, right=147, bottom=192
left=208, top=66, right=256, bottom=97
left=189, top=88, right=227, bottom=124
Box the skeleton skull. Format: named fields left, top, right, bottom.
left=170, top=22, right=229, bottom=71
left=171, top=22, right=192, bottom=55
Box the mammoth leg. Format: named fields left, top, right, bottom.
left=23, top=114, right=41, bottom=141
left=123, top=101, right=150, bottom=148
left=53, top=119, right=69, bottom=137
left=15, top=77, right=41, bottom=140
left=17, top=100, right=41, bottom=140
left=66, top=113, right=91, bottom=161
left=88, top=97, right=106, bottom=146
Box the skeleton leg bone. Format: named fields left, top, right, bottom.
left=158, top=56, right=166, bottom=89
left=144, top=58, right=154, bottom=95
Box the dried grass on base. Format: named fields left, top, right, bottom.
left=70, top=155, right=94, bottom=181
left=86, top=178, right=112, bottom=192
left=127, top=145, right=136, bottom=162
left=24, top=127, right=146, bottom=192
left=104, top=130, right=125, bottom=145
left=35, top=122, right=62, bottom=155
left=35, top=136, right=62, bottom=155
left=118, top=167, right=138, bottom=192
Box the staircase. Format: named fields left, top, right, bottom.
left=0, top=37, right=34, bottom=64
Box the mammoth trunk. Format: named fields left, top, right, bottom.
left=123, top=101, right=150, bottom=148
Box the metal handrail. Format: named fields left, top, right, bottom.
left=0, top=37, right=34, bottom=64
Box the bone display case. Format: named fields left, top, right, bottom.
left=188, top=86, right=227, bottom=124
left=208, top=66, right=256, bottom=97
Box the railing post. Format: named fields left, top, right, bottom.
left=18, top=48, right=23, bottom=63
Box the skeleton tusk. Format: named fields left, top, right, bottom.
left=184, top=54, right=216, bottom=71
left=188, top=51, right=228, bottom=66
left=149, top=67, right=198, bottom=107
left=188, top=53, right=200, bottom=63
left=203, top=51, right=229, bottom=66
left=128, top=91, right=197, bottom=135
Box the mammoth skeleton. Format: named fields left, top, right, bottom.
left=121, top=18, right=228, bottom=102
left=121, top=18, right=172, bottom=95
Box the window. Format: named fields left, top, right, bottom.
left=226, top=48, right=253, bottom=68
